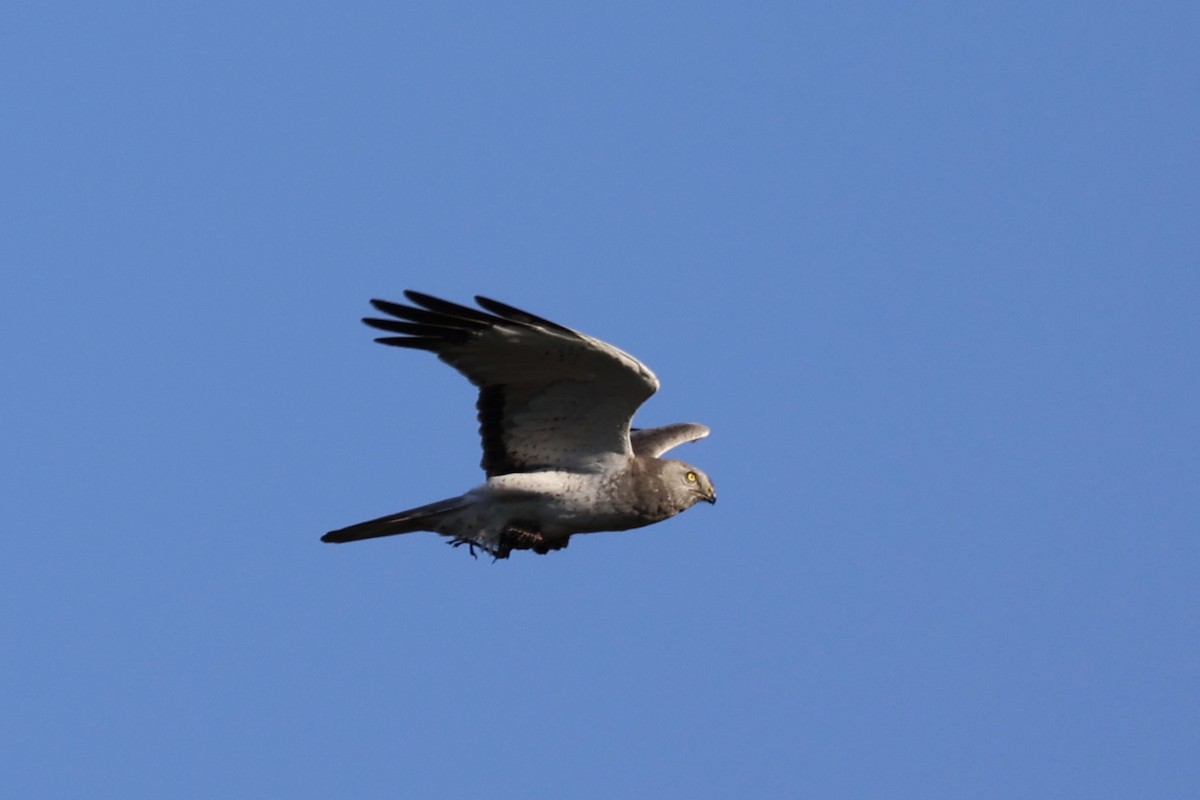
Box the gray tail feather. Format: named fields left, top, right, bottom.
left=322, top=496, right=466, bottom=544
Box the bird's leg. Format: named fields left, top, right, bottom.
left=449, top=536, right=511, bottom=561
left=448, top=537, right=480, bottom=559
left=497, top=524, right=541, bottom=553
left=496, top=522, right=569, bottom=556
left=532, top=536, right=570, bottom=555
left=449, top=525, right=569, bottom=560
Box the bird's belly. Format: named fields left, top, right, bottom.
left=497, top=492, right=633, bottom=535
left=478, top=471, right=645, bottom=535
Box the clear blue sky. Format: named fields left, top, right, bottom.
left=4, top=3, right=1197, bottom=798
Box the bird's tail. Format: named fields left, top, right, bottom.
left=321, top=496, right=467, bottom=544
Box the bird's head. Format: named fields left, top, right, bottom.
left=663, top=459, right=717, bottom=507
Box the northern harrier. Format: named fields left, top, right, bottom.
left=323, top=291, right=715, bottom=558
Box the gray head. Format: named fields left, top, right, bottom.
left=658, top=458, right=717, bottom=509
left=620, top=456, right=716, bottom=527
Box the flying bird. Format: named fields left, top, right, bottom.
left=323, top=291, right=715, bottom=559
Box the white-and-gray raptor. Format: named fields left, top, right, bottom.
left=323, top=291, right=715, bottom=558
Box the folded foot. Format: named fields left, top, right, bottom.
left=448, top=525, right=571, bottom=560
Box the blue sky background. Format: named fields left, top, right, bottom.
left=4, top=2, right=1197, bottom=797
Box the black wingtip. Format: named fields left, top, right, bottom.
left=362, top=292, right=576, bottom=347
left=402, top=291, right=499, bottom=326
left=402, top=289, right=433, bottom=305
left=474, top=295, right=575, bottom=334
left=373, top=336, right=441, bottom=350
left=368, top=297, right=409, bottom=318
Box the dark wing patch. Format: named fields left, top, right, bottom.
left=476, top=384, right=520, bottom=476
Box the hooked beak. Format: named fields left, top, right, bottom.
left=704, top=485, right=717, bottom=504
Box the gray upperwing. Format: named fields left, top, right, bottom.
left=629, top=423, right=711, bottom=458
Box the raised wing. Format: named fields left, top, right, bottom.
left=364, top=291, right=660, bottom=476
left=630, top=423, right=711, bottom=457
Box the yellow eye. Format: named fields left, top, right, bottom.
left=686, top=471, right=698, bottom=482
